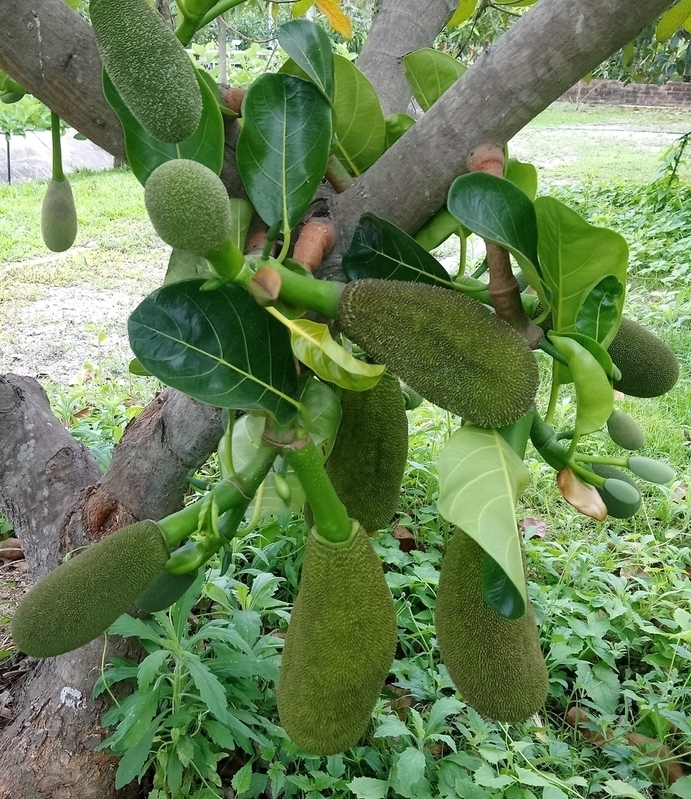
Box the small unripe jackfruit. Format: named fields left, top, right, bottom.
left=326, top=374, right=408, bottom=532
left=435, top=531, right=548, bottom=722
left=591, top=464, right=641, bottom=519
left=336, top=280, right=539, bottom=428
left=41, top=178, right=78, bottom=252
left=12, top=521, right=169, bottom=657
left=607, top=409, right=644, bottom=450
left=90, top=0, right=202, bottom=143
left=134, top=568, right=198, bottom=613
left=627, top=456, right=675, bottom=484
left=608, top=318, right=679, bottom=398
left=145, top=159, right=232, bottom=256
left=277, top=525, right=397, bottom=755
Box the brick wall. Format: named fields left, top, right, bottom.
left=561, top=79, right=691, bottom=108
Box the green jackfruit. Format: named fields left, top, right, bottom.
left=606, top=409, right=644, bottom=450
left=627, top=456, right=675, bottom=484
left=41, top=178, right=78, bottom=252
left=277, top=525, right=397, bottom=755
left=145, top=159, right=232, bottom=256
left=591, top=464, right=641, bottom=519
left=435, top=531, right=549, bottom=722
left=134, top=568, right=198, bottom=614
left=608, top=318, right=679, bottom=398
left=326, top=374, right=408, bottom=532
left=12, top=520, right=169, bottom=658
left=90, top=0, right=202, bottom=143
left=336, top=280, right=540, bottom=428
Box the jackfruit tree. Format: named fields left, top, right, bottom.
left=0, top=0, right=683, bottom=796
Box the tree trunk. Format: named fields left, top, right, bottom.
left=0, top=376, right=222, bottom=799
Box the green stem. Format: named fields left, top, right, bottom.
left=257, top=260, right=345, bottom=318
left=325, top=155, right=354, bottom=193
left=50, top=112, right=64, bottom=181
left=458, top=230, right=467, bottom=274
left=569, top=460, right=605, bottom=487
left=539, top=338, right=569, bottom=367
left=207, top=238, right=246, bottom=281
left=497, top=408, right=534, bottom=460
left=573, top=453, right=627, bottom=467
left=289, top=439, right=352, bottom=543
left=545, top=362, right=560, bottom=425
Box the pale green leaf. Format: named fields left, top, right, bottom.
left=656, top=0, right=691, bottom=40
left=602, top=780, right=646, bottom=799
left=402, top=49, right=466, bottom=111
left=447, top=0, right=478, bottom=27
left=515, top=767, right=560, bottom=788
left=437, top=425, right=529, bottom=603
left=668, top=775, right=691, bottom=799
left=347, top=777, right=390, bottom=799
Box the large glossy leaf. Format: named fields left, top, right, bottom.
left=534, top=197, right=628, bottom=345
left=553, top=330, right=615, bottom=385
left=447, top=173, right=549, bottom=308
left=437, top=425, right=529, bottom=605
left=278, top=20, right=334, bottom=102
left=549, top=333, right=613, bottom=436
left=332, top=55, right=386, bottom=175
left=343, top=213, right=454, bottom=287
left=128, top=280, right=300, bottom=423
left=575, top=274, right=624, bottom=345
left=402, top=49, right=466, bottom=111
left=103, top=68, right=224, bottom=186
left=236, top=73, right=332, bottom=228
left=505, top=157, right=538, bottom=201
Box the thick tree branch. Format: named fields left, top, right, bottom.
left=356, top=0, right=457, bottom=116
left=325, top=0, right=676, bottom=276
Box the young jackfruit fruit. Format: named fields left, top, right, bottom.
left=607, top=318, right=679, bottom=398
left=12, top=520, right=169, bottom=658
left=336, top=280, right=540, bottom=428
left=145, top=159, right=232, bottom=256
left=90, top=0, right=202, bottom=143
left=41, top=178, right=78, bottom=252
left=435, top=530, right=549, bottom=722
left=591, top=464, right=642, bottom=519
left=606, top=409, right=644, bottom=451
left=277, top=525, right=397, bottom=755
left=326, top=374, right=408, bottom=532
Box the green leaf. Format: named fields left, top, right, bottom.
left=332, top=55, right=386, bottom=175
left=237, top=73, right=332, bottom=228
left=232, top=762, right=253, bottom=794
left=447, top=173, right=548, bottom=308
left=163, top=249, right=215, bottom=286
left=108, top=615, right=166, bottom=646
left=668, top=775, right=691, bottom=799
left=602, top=780, right=647, bottom=799
left=348, top=777, right=390, bottom=799
left=534, top=196, right=628, bottom=344
left=542, top=788, right=568, bottom=799
left=391, top=748, right=427, bottom=793
left=278, top=19, right=334, bottom=101
left=514, top=768, right=560, bottom=788
left=656, top=0, right=691, bottom=41
left=437, top=425, right=529, bottom=605
left=413, top=207, right=465, bottom=252
left=505, top=157, right=538, bottom=201
left=103, top=67, right=224, bottom=187
left=548, top=334, right=613, bottom=436
left=128, top=281, right=300, bottom=424
left=137, top=649, right=170, bottom=691
left=575, top=275, right=624, bottom=345
left=343, top=213, right=454, bottom=287
left=374, top=716, right=413, bottom=739
left=576, top=662, right=620, bottom=716
left=426, top=697, right=464, bottom=735
left=229, top=198, right=254, bottom=253
left=114, top=712, right=161, bottom=788
left=385, top=113, right=416, bottom=149
left=552, top=330, right=614, bottom=385
left=299, top=377, right=342, bottom=453
left=402, top=49, right=466, bottom=111
left=447, top=0, right=479, bottom=27
left=480, top=551, right=524, bottom=619
left=128, top=357, right=152, bottom=376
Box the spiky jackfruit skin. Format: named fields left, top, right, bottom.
left=608, top=318, right=680, bottom=398
left=336, top=280, right=540, bottom=428
left=277, top=526, right=397, bottom=755
left=41, top=178, right=78, bottom=252
left=436, top=531, right=549, bottom=722
left=12, top=521, right=169, bottom=658
left=134, top=568, right=198, bottom=614
left=145, top=159, right=232, bottom=255
left=326, top=374, right=408, bottom=532
left=90, top=0, right=202, bottom=143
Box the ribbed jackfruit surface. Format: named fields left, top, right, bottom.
left=277, top=526, right=397, bottom=755
left=608, top=318, right=679, bottom=398
left=90, top=0, right=202, bottom=143
left=326, top=374, right=408, bottom=532
left=145, top=159, right=232, bottom=255
left=12, top=521, right=169, bottom=657
left=436, top=531, right=548, bottom=722
left=41, top=178, right=78, bottom=252
left=336, top=280, right=539, bottom=428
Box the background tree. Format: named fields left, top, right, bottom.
left=0, top=0, right=679, bottom=797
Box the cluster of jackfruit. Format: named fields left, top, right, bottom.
left=336, top=279, right=540, bottom=429
left=90, top=0, right=202, bottom=143
left=324, top=374, right=409, bottom=533
left=277, top=525, right=397, bottom=755
left=11, top=521, right=169, bottom=657
left=436, top=530, right=549, bottom=722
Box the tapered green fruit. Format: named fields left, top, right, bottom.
left=627, top=456, right=675, bottom=484
left=435, top=531, right=549, bottom=722
left=90, top=0, right=202, bottom=143
left=591, top=464, right=641, bottom=519
left=145, top=159, right=232, bottom=256
left=12, top=521, right=169, bottom=658
left=277, top=525, right=397, bottom=755
left=607, top=409, right=644, bottom=451
left=336, top=280, right=540, bottom=428
left=134, top=568, right=198, bottom=614
left=326, top=374, right=408, bottom=532
left=608, top=318, right=679, bottom=398
left=41, top=178, right=78, bottom=252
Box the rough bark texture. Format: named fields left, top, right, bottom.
left=356, top=0, right=458, bottom=116
left=0, top=377, right=223, bottom=799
